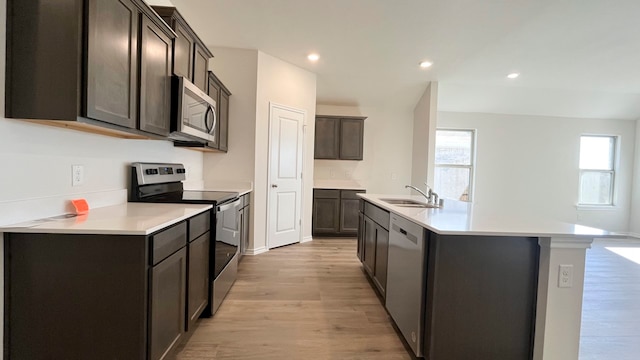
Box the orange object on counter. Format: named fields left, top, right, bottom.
left=70, top=198, right=90, bottom=215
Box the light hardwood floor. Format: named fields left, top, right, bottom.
left=177, top=239, right=412, bottom=360
left=580, top=240, right=640, bottom=360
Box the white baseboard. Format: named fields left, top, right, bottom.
left=244, top=246, right=268, bottom=256
left=301, top=236, right=313, bottom=243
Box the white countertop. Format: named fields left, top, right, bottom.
left=359, top=194, right=616, bottom=238
left=197, top=181, right=253, bottom=196
left=314, top=179, right=366, bottom=190
left=0, top=203, right=212, bottom=236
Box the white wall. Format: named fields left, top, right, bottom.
left=203, top=47, right=258, bottom=184
left=313, top=104, right=414, bottom=194
left=629, top=120, right=640, bottom=236
left=254, top=51, right=317, bottom=248
left=411, top=82, right=438, bottom=188
left=438, top=111, right=636, bottom=232
left=0, top=1, right=203, bottom=356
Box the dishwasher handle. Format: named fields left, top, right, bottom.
left=391, top=223, right=419, bottom=244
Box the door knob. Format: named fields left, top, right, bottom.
left=271, top=184, right=278, bottom=188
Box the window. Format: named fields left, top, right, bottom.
left=434, top=129, right=475, bottom=202
left=578, top=135, right=617, bottom=205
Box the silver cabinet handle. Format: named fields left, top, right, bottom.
left=271, top=184, right=278, bottom=188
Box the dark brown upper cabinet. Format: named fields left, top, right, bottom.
left=207, top=71, right=232, bottom=152
left=314, top=116, right=366, bottom=160
left=5, top=0, right=175, bottom=139
left=152, top=6, right=214, bottom=92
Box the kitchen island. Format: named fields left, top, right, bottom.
left=357, top=193, right=615, bottom=360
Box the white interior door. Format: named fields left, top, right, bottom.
left=267, top=104, right=304, bottom=249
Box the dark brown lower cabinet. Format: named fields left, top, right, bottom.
left=360, top=205, right=390, bottom=297
left=187, top=232, right=210, bottom=331
left=313, top=197, right=340, bottom=234
left=313, top=188, right=365, bottom=237
left=4, top=211, right=210, bottom=360
left=357, top=212, right=365, bottom=261
left=151, top=247, right=187, bottom=360
left=363, top=216, right=377, bottom=275
left=373, top=224, right=388, bottom=297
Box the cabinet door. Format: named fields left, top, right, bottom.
left=340, top=198, right=361, bottom=235
left=187, top=233, right=209, bottom=331
left=242, top=206, right=250, bottom=254
left=150, top=247, right=186, bottom=360
left=193, top=44, right=209, bottom=91
left=86, top=0, right=138, bottom=128
left=207, top=73, right=221, bottom=103
left=373, top=226, right=389, bottom=297
left=357, top=212, right=364, bottom=261
left=219, top=91, right=229, bottom=152
left=314, top=117, right=339, bottom=159
left=312, top=197, right=340, bottom=235
left=363, top=216, right=376, bottom=276
left=139, top=15, right=172, bottom=136
left=172, top=21, right=194, bottom=79
left=339, top=118, right=364, bottom=160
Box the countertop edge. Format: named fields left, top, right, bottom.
left=1, top=204, right=213, bottom=236
left=357, top=193, right=615, bottom=238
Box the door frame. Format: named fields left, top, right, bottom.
left=265, top=102, right=307, bottom=249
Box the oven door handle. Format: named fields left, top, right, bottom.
left=217, top=198, right=241, bottom=212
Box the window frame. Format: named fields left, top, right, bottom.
left=577, top=134, right=618, bottom=207
left=434, top=128, right=476, bottom=202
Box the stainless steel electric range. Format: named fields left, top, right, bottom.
left=129, top=162, right=240, bottom=315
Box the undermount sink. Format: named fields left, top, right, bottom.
left=380, top=198, right=439, bottom=208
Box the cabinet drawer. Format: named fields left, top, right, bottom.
left=189, top=211, right=210, bottom=242
left=341, top=190, right=365, bottom=199
left=314, top=189, right=340, bottom=198
left=364, top=202, right=390, bottom=230
left=242, top=193, right=251, bottom=207
left=152, top=222, right=187, bottom=265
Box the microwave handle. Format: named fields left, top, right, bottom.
left=204, top=106, right=214, bottom=133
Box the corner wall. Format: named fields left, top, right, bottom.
left=411, top=82, right=438, bottom=188
left=629, top=120, right=640, bottom=236
left=203, top=47, right=258, bottom=184
left=313, top=104, right=414, bottom=194
left=254, top=52, right=317, bottom=248
left=438, top=111, right=636, bottom=232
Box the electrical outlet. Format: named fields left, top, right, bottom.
left=72, top=165, right=84, bottom=186
left=558, top=264, right=573, bottom=288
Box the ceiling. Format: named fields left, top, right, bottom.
left=168, top=0, right=640, bottom=120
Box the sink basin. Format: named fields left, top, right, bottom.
left=380, top=198, right=439, bottom=208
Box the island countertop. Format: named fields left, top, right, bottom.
left=358, top=193, right=616, bottom=238
left=0, top=203, right=213, bottom=236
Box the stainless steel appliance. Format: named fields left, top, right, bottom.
left=169, top=76, right=218, bottom=146
left=129, top=162, right=239, bottom=315
left=386, top=214, right=427, bottom=357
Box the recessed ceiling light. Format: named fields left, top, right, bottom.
left=419, top=61, right=433, bottom=68
left=507, top=73, right=520, bottom=79
left=307, top=53, right=320, bottom=62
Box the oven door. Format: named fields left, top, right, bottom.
left=214, top=198, right=241, bottom=278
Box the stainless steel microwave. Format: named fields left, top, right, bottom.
left=169, top=76, right=217, bottom=145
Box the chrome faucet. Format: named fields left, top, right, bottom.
left=405, top=183, right=440, bottom=206
left=405, top=184, right=431, bottom=202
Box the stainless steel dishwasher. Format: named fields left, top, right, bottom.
left=386, top=214, right=426, bottom=357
